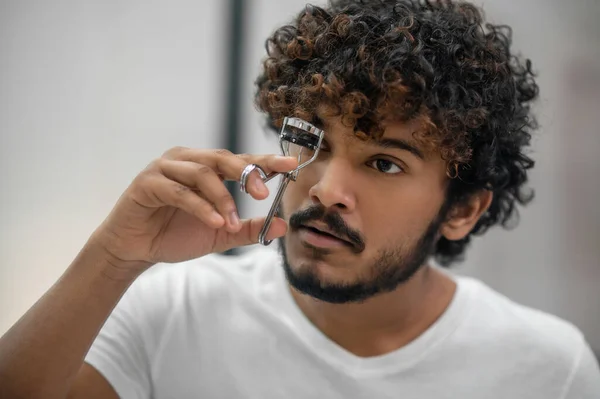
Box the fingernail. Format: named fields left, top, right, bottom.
left=229, top=210, right=240, bottom=227
left=211, top=212, right=225, bottom=225
left=254, top=178, right=267, bottom=195
left=265, top=219, right=287, bottom=240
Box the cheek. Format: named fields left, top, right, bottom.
left=359, top=176, right=446, bottom=240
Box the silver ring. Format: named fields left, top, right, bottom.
left=239, top=164, right=267, bottom=193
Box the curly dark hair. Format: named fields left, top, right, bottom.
left=254, top=0, right=539, bottom=266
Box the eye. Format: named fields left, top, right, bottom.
left=368, top=158, right=404, bottom=174
left=311, top=115, right=325, bottom=129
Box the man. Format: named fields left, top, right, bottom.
left=0, top=0, right=598, bottom=398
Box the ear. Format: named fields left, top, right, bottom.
left=440, top=190, right=493, bottom=241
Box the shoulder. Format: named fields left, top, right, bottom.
left=105, top=246, right=283, bottom=345
left=457, top=276, right=587, bottom=372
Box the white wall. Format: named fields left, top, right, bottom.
left=238, top=0, right=600, bottom=351
left=0, top=0, right=227, bottom=334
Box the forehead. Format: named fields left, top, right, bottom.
left=304, top=102, right=444, bottom=162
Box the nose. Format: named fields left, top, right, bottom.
left=308, top=157, right=357, bottom=212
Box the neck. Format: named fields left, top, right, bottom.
left=289, top=265, right=456, bottom=358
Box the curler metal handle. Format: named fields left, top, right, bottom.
left=258, top=172, right=291, bottom=246
left=239, top=117, right=324, bottom=246
left=239, top=164, right=292, bottom=246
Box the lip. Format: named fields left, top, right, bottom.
left=298, top=224, right=353, bottom=249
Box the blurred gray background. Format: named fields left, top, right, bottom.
left=1, top=0, right=599, bottom=358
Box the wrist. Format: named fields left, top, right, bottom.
left=76, top=237, right=153, bottom=284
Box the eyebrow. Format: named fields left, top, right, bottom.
left=372, top=138, right=425, bottom=160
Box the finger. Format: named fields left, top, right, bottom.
left=141, top=174, right=225, bottom=229
left=217, top=216, right=288, bottom=251
left=172, top=149, right=268, bottom=199
left=236, top=153, right=299, bottom=176
left=221, top=153, right=298, bottom=199
left=158, top=160, right=242, bottom=233
left=175, top=149, right=298, bottom=200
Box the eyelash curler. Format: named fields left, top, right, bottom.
left=239, top=117, right=325, bottom=245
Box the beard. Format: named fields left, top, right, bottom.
left=277, top=203, right=448, bottom=304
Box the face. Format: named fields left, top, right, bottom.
left=278, top=114, right=451, bottom=304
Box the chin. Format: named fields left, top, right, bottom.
left=280, top=233, right=363, bottom=283
left=279, top=247, right=380, bottom=304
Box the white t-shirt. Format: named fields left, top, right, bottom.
left=85, top=247, right=600, bottom=398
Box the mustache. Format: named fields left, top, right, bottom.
left=288, top=205, right=366, bottom=252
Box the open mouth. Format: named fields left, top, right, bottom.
left=300, top=225, right=353, bottom=248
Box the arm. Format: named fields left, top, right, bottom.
left=0, top=241, right=142, bottom=399
left=0, top=148, right=297, bottom=399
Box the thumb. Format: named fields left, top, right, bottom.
left=216, top=216, right=288, bottom=251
